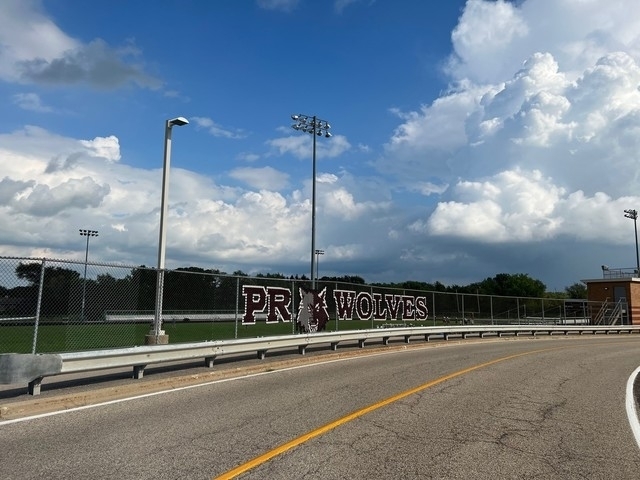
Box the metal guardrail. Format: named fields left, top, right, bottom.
left=1, top=324, right=639, bottom=395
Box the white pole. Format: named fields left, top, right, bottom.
left=152, top=117, right=188, bottom=342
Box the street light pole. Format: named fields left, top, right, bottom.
left=151, top=116, right=188, bottom=344
left=291, top=114, right=332, bottom=290
left=79, top=229, right=98, bottom=321
left=624, top=209, right=640, bottom=276
left=315, top=249, right=324, bottom=283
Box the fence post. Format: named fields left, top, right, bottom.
left=371, top=286, right=375, bottom=329
left=291, top=279, right=296, bottom=335
left=335, top=282, right=339, bottom=332
left=146, top=268, right=168, bottom=345
left=461, top=293, right=465, bottom=323
left=432, top=292, right=436, bottom=326
left=31, top=258, right=46, bottom=354
left=490, top=295, right=494, bottom=325
left=234, top=276, right=239, bottom=339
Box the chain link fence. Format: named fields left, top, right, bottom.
left=0, top=256, right=608, bottom=354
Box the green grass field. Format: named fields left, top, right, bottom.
left=0, top=319, right=440, bottom=354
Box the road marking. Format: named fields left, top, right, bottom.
left=626, top=365, right=640, bottom=449
left=0, top=345, right=453, bottom=425
left=3, top=338, right=638, bottom=474
left=214, top=348, right=549, bottom=480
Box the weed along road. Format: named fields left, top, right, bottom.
left=2, top=336, right=640, bottom=479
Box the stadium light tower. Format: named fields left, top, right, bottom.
left=151, top=116, right=188, bottom=344
left=79, top=229, right=98, bottom=321
left=624, top=208, right=639, bottom=276
left=291, top=114, right=331, bottom=289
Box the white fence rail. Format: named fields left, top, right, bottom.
left=104, top=313, right=266, bottom=322
left=1, top=324, right=639, bottom=395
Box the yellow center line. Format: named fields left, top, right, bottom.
left=214, top=346, right=555, bottom=479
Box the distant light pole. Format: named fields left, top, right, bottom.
left=291, top=114, right=332, bottom=290
left=152, top=116, right=189, bottom=343
left=315, top=249, right=324, bottom=283
left=624, top=209, right=640, bottom=275
left=79, top=229, right=98, bottom=321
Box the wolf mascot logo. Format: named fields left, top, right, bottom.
left=297, top=287, right=330, bottom=333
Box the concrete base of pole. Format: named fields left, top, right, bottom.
left=144, top=330, right=169, bottom=345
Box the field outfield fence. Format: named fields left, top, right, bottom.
left=0, top=256, right=616, bottom=354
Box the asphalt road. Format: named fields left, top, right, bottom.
left=1, top=336, right=640, bottom=479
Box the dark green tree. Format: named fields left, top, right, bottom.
left=564, top=282, right=587, bottom=299
left=476, top=273, right=546, bottom=297
left=15, top=262, right=80, bottom=317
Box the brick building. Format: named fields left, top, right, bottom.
left=583, top=267, right=640, bottom=325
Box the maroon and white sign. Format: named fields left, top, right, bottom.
left=242, top=285, right=429, bottom=333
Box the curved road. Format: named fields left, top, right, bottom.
left=1, top=336, right=640, bottom=479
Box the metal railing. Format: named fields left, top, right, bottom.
left=0, top=325, right=640, bottom=395
left=2, top=323, right=639, bottom=395
left=602, top=267, right=638, bottom=279
left=593, top=299, right=627, bottom=325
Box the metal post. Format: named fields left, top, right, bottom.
left=315, top=249, right=324, bottom=283
left=32, top=258, right=46, bottom=354
left=490, top=295, right=494, bottom=325
left=371, top=286, right=375, bottom=329
left=624, top=209, right=639, bottom=275
left=335, top=282, right=339, bottom=331
left=292, top=279, right=297, bottom=335
left=291, top=114, right=332, bottom=291
left=151, top=117, right=188, bottom=344
left=311, top=120, right=317, bottom=289
left=79, top=229, right=98, bottom=321
left=432, top=291, right=436, bottom=326
left=235, top=276, right=239, bottom=339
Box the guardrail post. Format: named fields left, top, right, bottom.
left=133, top=365, right=146, bottom=379
left=205, top=356, right=215, bottom=368
left=28, top=377, right=43, bottom=396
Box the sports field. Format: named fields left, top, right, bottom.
left=0, top=319, right=433, bottom=354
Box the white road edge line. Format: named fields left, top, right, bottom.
left=0, top=347, right=419, bottom=425
left=625, top=365, right=640, bottom=450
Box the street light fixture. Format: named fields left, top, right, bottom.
left=291, top=114, right=332, bottom=290
left=624, top=208, right=639, bottom=276
left=151, top=116, right=189, bottom=344
left=79, top=229, right=98, bottom=321
left=315, top=249, right=324, bottom=283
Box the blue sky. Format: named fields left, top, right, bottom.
left=1, top=0, right=640, bottom=291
